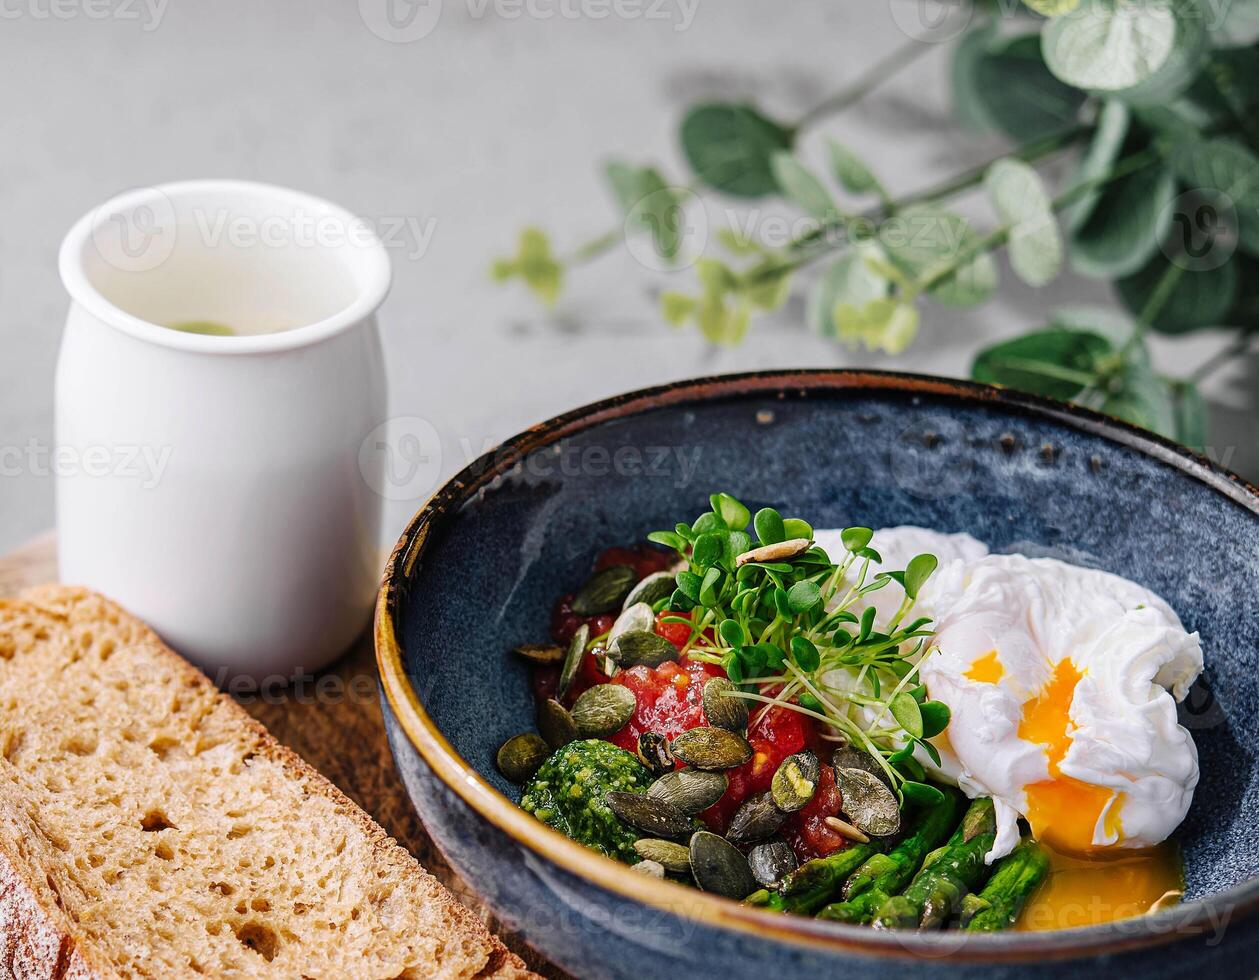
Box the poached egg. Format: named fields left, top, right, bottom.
left=814, top=526, right=1202, bottom=869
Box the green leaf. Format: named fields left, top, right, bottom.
left=1069, top=164, right=1177, bottom=279
left=647, top=530, right=688, bottom=553
left=782, top=518, right=813, bottom=540
left=660, top=291, right=696, bottom=327
left=841, top=527, right=874, bottom=553
left=492, top=228, right=563, bottom=306
left=790, top=636, right=821, bottom=672
left=919, top=701, right=952, bottom=739
left=859, top=605, right=877, bottom=642
left=984, top=157, right=1063, bottom=288
left=725, top=652, right=745, bottom=684
left=787, top=581, right=822, bottom=614
left=754, top=508, right=786, bottom=545
left=1042, top=0, right=1177, bottom=92
left=971, top=34, right=1087, bottom=142
left=692, top=510, right=727, bottom=534
left=771, top=152, right=837, bottom=221
left=1113, top=1, right=1209, bottom=108
left=692, top=532, right=725, bottom=569
left=901, top=780, right=947, bottom=806
left=881, top=206, right=999, bottom=307
left=1063, top=100, right=1131, bottom=234
left=709, top=493, right=751, bottom=532
left=699, top=566, right=724, bottom=606
left=676, top=570, right=702, bottom=601
left=719, top=618, right=747, bottom=648
left=723, top=530, right=753, bottom=567
left=890, top=692, right=924, bottom=739
left=680, top=103, right=794, bottom=198
left=903, top=554, right=939, bottom=601
left=1116, top=253, right=1239, bottom=335
left=827, top=140, right=887, bottom=201
left=951, top=19, right=1001, bottom=131
left=972, top=328, right=1113, bottom=401
left=798, top=692, right=823, bottom=713
left=807, top=243, right=890, bottom=338
left=834, top=298, right=921, bottom=354
left=1170, top=138, right=1259, bottom=212
left=1101, top=358, right=1177, bottom=438
left=605, top=161, right=687, bottom=262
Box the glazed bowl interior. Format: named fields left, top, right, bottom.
left=383, top=371, right=1259, bottom=950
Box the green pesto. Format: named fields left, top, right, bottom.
left=520, top=739, right=652, bottom=862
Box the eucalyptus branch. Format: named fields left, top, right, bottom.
left=794, top=38, right=933, bottom=132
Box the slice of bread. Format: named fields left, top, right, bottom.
left=0, top=585, right=534, bottom=980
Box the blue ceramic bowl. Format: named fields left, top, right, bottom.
left=376, top=370, right=1259, bottom=979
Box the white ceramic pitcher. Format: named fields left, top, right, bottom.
left=56, top=180, right=390, bottom=680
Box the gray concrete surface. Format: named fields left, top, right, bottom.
left=1, top=0, right=1254, bottom=553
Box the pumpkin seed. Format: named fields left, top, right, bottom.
left=609, top=602, right=655, bottom=644
left=604, top=791, right=693, bottom=839
left=512, top=642, right=564, bottom=665
left=832, top=745, right=891, bottom=786
left=632, top=859, right=666, bottom=878
left=633, top=838, right=692, bottom=874
left=701, top=677, right=748, bottom=732
left=726, top=791, right=786, bottom=846
left=647, top=769, right=728, bottom=815
left=572, top=564, right=637, bottom=615
left=770, top=750, right=819, bottom=813
left=495, top=733, right=550, bottom=784
left=734, top=538, right=812, bottom=567
left=835, top=766, right=901, bottom=837
left=747, top=840, right=798, bottom=888
left=689, top=831, right=756, bottom=900
left=635, top=732, right=675, bottom=777
left=537, top=698, right=578, bottom=750
left=623, top=570, right=676, bottom=610
left=607, top=630, right=679, bottom=669
left=670, top=726, right=753, bottom=771
left=557, top=623, right=589, bottom=700
left=571, top=684, right=636, bottom=738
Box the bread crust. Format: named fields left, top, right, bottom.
left=0, top=586, right=535, bottom=980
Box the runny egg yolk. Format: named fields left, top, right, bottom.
left=1011, top=659, right=1186, bottom=929
left=1017, top=659, right=1117, bottom=854
left=1016, top=842, right=1184, bottom=931
left=965, top=649, right=1004, bottom=683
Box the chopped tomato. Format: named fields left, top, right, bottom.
left=783, top=763, right=849, bottom=862
left=606, top=657, right=726, bottom=752
left=701, top=705, right=815, bottom=833
left=595, top=544, right=676, bottom=580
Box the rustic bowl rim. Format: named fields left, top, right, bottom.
left=376, top=368, right=1259, bottom=962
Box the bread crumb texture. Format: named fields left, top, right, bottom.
left=0, top=586, right=533, bottom=980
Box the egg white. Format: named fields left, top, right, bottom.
left=816, top=527, right=1203, bottom=863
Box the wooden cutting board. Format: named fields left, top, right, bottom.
left=0, top=532, right=566, bottom=979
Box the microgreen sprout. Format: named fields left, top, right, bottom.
left=648, top=492, right=948, bottom=803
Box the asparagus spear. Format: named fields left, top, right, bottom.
left=871, top=798, right=997, bottom=930
left=768, top=843, right=878, bottom=915
left=961, top=839, right=1050, bottom=932
left=816, top=789, right=963, bottom=925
